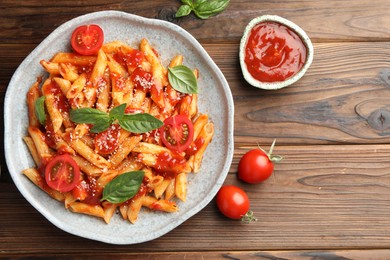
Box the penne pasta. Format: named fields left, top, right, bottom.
left=175, top=172, right=187, bottom=202
left=26, top=78, right=42, bottom=127
left=22, top=36, right=214, bottom=225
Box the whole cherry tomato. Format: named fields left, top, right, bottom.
left=238, top=139, right=282, bottom=184
left=216, top=185, right=255, bottom=222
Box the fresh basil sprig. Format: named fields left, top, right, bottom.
left=101, top=171, right=145, bottom=204
left=168, top=65, right=198, bottom=94
left=176, top=0, right=230, bottom=19
left=69, top=103, right=163, bottom=133
left=35, top=96, right=46, bottom=125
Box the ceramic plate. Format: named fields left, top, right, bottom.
left=4, top=11, right=234, bottom=244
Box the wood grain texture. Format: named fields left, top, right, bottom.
left=202, top=42, right=390, bottom=145
left=1, top=0, right=390, bottom=44
left=2, top=144, right=390, bottom=254
left=2, top=0, right=390, bottom=258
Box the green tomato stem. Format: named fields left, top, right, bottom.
left=268, top=138, right=283, bottom=163
left=241, top=210, right=257, bottom=223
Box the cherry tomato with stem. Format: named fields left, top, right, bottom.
left=238, top=139, right=282, bottom=184
left=216, top=185, right=256, bottom=222
left=71, top=24, right=104, bottom=55
left=45, top=154, right=81, bottom=192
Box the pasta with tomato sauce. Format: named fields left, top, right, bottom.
left=22, top=25, right=214, bottom=224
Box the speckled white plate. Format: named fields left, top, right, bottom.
left=4, top=11, right=234, bottom=244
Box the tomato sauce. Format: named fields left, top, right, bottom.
left=113, top=48, right=144, bottom=69
left=244, top=21, right=307, bottom=82
left=154, top=151, right=187, bottom=179
left=44, top=81, right=70, bottom=113
left=81, top=177, right=102, bottom=205
left=185, top=137, right=205, bottom=156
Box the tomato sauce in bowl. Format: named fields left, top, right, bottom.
left=240, top=15, right=313, bottom=90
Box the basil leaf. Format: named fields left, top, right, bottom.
left=168, top=65, right=198, bottom=94
left=90, top=118, right=111, bottom=133
left=109, top=103, right=126, bottom=120
left=194, top=0, right=208, bottom=7
left=70, top=107, right=109, bottom=125
left=181, top=0, right=194, bottom=7
left=194, top=0, right=230, bottom=19
left=101, top=171, right=145, bottom=204
left=176, top=4, right=192, bottom=18
left=35, top=96, right=46, bottom=125
left=119, top=113, right=163, bottom=133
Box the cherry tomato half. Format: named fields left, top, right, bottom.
left=71, top=24, right=104, bottom=55
left=216, top=185, right=250, bottom=220
left=45, top=154, right=80, bottom=192
left=94, top=124, right=120, bottom=155
left=159, top=115, right=194, bottom=153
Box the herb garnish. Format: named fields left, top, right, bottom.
left=35, top=96, right=46, bottom=125
left=176, top=0, right=230, bottom=20
left=168, top=65, right=198, bottom=94
left=101, top=171, right=145, bottom=204
left=70, top=103, right=163, bottom=133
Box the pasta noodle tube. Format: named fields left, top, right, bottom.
left=42, top=79, right=63, bottom=133
left=69, top=202, right=105, bottom=219
left=127, top=194, right=145, bottom=224
left=40, top=60, right=60, bottom=75
left=22, top=168, right=65, bottom=201
left=53, top=77, right=71, bottom=96
left=191, top=122, right=214, bottom=173
left=84, top=49, right=108, bottom=106
left=154, top=178, right=171, bottom=199
left=175, top=172, right=187, bottom=202
left=102, top=202, right=118, bottom=224
left=23, top=137, right=40, bottom=166
left=193, top=114, right=209, bottom=140
left=71, top=154, right=102, bottom=177
left=109, top=135, right=142, bottom=168
left=26, top=78, right=42, bottom=127
left=51, top=52, right=96, bottom=65
left=66, top=73, right=87, bottom=99
left=139, top=38, right=166, bottom=107
left=165, top=179, right=175, bottom=200
left=28, top=126, right=53, bottom=162
left=59, top=63, right=79, bottom=82
left=169, top=55, right=183, bottom=67
left=142, top=196, right=178, bottom=212
left=138, top=153, right=191, bottom=175
left=63, top=131, right=111, bottom=169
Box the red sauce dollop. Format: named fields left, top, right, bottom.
left=244, top=21, right=307, bottom=82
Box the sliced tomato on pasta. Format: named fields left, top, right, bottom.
left=71, top=24, right=104, bottom=55
left=159, top=115, right=194, bottom=153
left=45, top=154, right=80, bottom=192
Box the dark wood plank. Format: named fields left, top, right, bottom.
left=1, top=0, right=390, bottom=44
left=2, top=249, right=390, bottom=259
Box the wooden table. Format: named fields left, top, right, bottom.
left=2, top=1, right=390, bottom=258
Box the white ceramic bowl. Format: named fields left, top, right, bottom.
left=4, top=11, right=234, bottom=244
left=239, top=15, right=314, bottom=90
